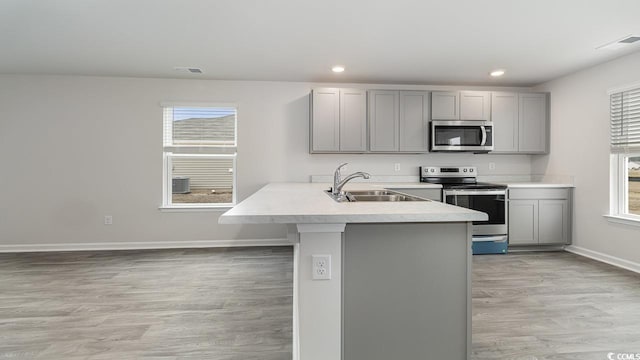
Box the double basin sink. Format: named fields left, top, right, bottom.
left=327, top=189, right=428, bottom=202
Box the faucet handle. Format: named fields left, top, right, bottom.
left=334, top=163, right=348, bottom=178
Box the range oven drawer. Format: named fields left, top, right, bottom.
left=472, top=235, right=508, bottom=255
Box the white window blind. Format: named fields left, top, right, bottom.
left=163, top=106, right=237, bottom=153
left=611, top=87, right=640, bottom=153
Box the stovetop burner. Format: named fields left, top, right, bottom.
left=419, top=166, right=506, bottom=190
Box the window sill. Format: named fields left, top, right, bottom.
left=159, top=205, right=233, bottom=212
left=603, top=214, right=640, bottom=227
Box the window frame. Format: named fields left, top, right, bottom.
left=607, top=83, right=640, bottom=226
left=160, top=102, right=238, bottom=210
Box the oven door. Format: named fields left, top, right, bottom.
left=431, top=121, right=493, bottom=152
left=443, top=189, right=506, bottom=236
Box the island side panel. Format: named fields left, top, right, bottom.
left=297, top=224, right=344, bottom=360
left=343, top=222, right=470, bottom=360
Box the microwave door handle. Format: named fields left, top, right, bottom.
left=480, top=126, right=487, bottom=146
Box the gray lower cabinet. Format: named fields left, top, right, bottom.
left=491, top=92, right=548, bottom=154
left=369, top=90, right=430, bottom=153
left=508, top=188, right=571, bottom=245
left=386, top=187, right=441, bottom=201
left=310, top=88, right=366, bottom=153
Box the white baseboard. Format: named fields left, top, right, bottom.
left=0, top=238, right=292, bottom=253
left=565, top=245, right=640, bottom=274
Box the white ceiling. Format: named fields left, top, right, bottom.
left=1, top=0, right=640, bottom=86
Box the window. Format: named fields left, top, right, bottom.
left=162, top=105, right=237, bottom=208
left=609, top=85, right=640, bottom=221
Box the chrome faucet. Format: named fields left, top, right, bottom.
left=332, top=163, right=371, bottom=198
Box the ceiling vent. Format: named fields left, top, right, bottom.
left=619, top=36, right=640, bottom=44
left=174, top=66, right=203, bottom=74
left=597, top=35, right=640, bottom=50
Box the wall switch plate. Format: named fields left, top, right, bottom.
left=312, top=254, right=331, bottom=280
left=489, top=162, right=496, bottom=170
left=104, top=215, right=113, bottom=225
left=394, top=163, right=401, bottom=172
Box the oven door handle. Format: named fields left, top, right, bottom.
left=480, top=126, right=487, bottom=146
left=444, top=190, right=505, bottom=196
left=472, top=235, right=508, bottom=243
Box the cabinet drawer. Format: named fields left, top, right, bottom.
left=508, top=188, right=570, bottom=200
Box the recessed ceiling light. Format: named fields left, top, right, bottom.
left=490, top=69, right=505, bottom=77
left=332, top=65, right=345, bottom=73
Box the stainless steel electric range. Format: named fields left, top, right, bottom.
left=420, top=166, right=508, bottom=254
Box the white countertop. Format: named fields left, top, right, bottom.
left=219, top=183, right=485, bottom=224
left=499, top=182, right=575, bottom=188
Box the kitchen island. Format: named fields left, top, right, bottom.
left=219, top=183, right=487, bottom=360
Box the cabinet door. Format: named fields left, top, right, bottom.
left=538, top=200, right=569, bottom=244
left=399, top=91, right=429, bottom=152
left=369, top=90, right=399, bottom=152
left=518, top=93, right=547, bottom=153
left=339, top=89, right=367, bottom=152
left=431, top=91, right=459, bottom=120
left=311, top=88, right=340, bottom=152
left=491, top=92, right=519, bottom=152
left=459, top=91, right=491, bottom=121
left=508, top=200, right=538, bottom=245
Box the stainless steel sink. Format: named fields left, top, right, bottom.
left=348, top=194, right=424, bottom=202
left=325, top=189, right=428, bottom=202
left=345, top=190, right=397, bottom=196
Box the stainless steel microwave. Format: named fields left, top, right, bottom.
left=430, top=121, right=494, bottom=152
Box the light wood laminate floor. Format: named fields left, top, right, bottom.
left=473, top=252, right=640, bottom=360
left=0, top=247, right=293, bottom=360
left=2, top=248, right=639, bottom=360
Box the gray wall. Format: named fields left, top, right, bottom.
left=534, top=50, right=640, bottom=265
left=0, top=75, right=532, bottom=247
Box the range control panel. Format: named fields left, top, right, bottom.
left=420, top=166, right=477, bottom=178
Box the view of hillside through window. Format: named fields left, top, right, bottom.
left=629, top=156, right=640, bottom=215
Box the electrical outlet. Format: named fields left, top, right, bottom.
left=104, top=215, right=113, bottom=225
left=312, top=255, right=331, bottom=280
left=489, top=162, right=496, bottom=170
left=394, top=163, right=401, bottom=172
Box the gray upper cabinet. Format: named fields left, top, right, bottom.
left=431, top=91, right=459, bottom=120
left=399, top=91, right=430, bottom=152
left=311, top=88, right=340, bottom=152
left=369, top=90, right=400, bottom=152
left=491, top=92, right=548, bottom=154
left=518, top=93, right=547, bottom=153
left=459, top=91, right=491, bottom=120
left=369, top=90, right=430, bottom=153
left=339, top=89, right=367, bottom=152
left=491, top=92, right=519, bottom=153
left=432, top=91, right=491, bottom=121
left=311, top=88, right=366, bottom=153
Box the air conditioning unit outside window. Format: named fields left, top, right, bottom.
left=172, top=177, right=190, bottom=194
